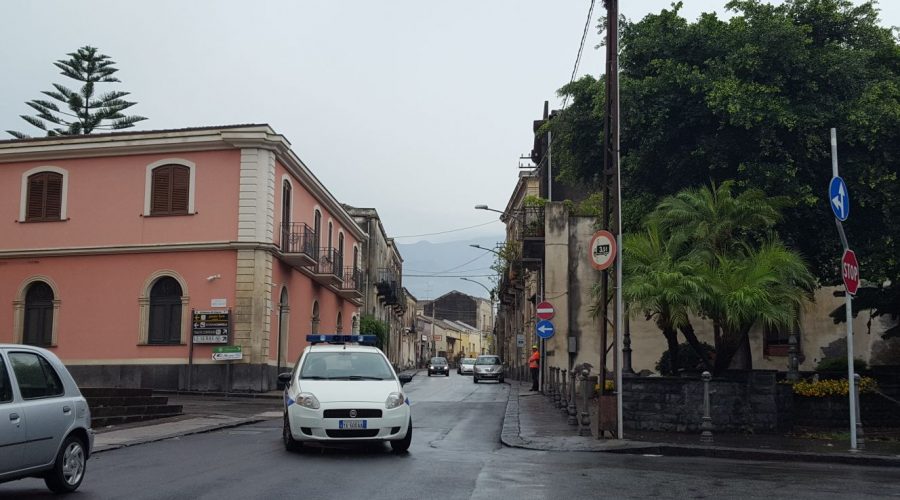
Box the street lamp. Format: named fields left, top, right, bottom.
left=469, top=243, right=501, bottom=256
left=460, top=277, right=495, bottom=355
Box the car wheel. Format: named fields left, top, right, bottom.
left=473, top=376, right=478, bottom=383
left=390, top=417, right=412, bottom=453
left=283, top=413, right=303, bottom=452
left=500, top=378, right=505, bottom=384
left=44, top=434, right=87, bottom=493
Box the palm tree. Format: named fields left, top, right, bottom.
left=616, top=223, right=711, bottom=375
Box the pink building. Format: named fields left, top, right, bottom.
left=0, top=125, right=366, bottom=391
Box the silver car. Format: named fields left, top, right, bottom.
left=457, top=358, right=476, bottom=375
left=473, top=355, right=504, bottom=383
left=0, top=344, right=93, bottom=493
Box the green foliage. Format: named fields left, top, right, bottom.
left=553, top=0, right=900, bottom=295
left=522, top=195, right=547, bottom=208
left=359, top=315, right=388, bottom=350
left=7, top=46, right=146, bottom=138
left=815, top=357, right=869, bottom=373
left=656, top=341, right=716, bottom=375
left=563, top=192, right=604, bottom=217
left=490, top=240, right=522, bottom=278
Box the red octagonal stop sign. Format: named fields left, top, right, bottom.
left=842, top=249, right=860, bottom=296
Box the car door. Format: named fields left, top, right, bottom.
left=8, top=350, right=73, bottom=468
left=0, top=351, right=27, bottom=475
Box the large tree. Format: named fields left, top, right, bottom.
left=551, top=0, right=900, bottom=336
left=7, top=46, right=146, bottom=138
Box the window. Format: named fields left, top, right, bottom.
left=764, top=323, right=796, bottom=357
left=0, top=356, right=12, bottom=403
left=25, top=172, right=63, bottom=222
left=336, top=312, right=343, bottom=334
left=314, top=210, right=322, bottom=256
left=338, top=233, right=344, bottom=269
left=311, top=301, right=320, bottom=335
left=150, top=164, right=190, bottom=215
left=282, top=180, right=291, bottom=225
left=9, top=352, right=64, bottom=400
left=148, top=277, right=183, bottom=344
left=328, top=222, right=333, bottom=251
left=23, top=282, right=54, bottom=347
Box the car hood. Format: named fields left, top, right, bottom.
left=298, top=380, right=400, bottom=403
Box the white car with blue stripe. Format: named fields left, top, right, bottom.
left=279, top=335, right=412, bottom=453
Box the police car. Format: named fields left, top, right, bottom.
left=279, top=335, right=412, bottom=453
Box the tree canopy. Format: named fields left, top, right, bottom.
left=7, top=46, right=146, bottom=138
left=550, top=0, right=900, bottom=291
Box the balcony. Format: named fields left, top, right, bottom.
left=279, top=222, right=317, bottom=268
left=515, top=207, right=544, bottom=263
left=337, top=267, right=363, bottom=304
left=312, top=248, right=343, bottom=287
left=376, top=268, right=400, bottom=305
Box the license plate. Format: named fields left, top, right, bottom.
left=339, top=420, right=367, bottom=429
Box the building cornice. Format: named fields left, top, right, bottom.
left=0, top=241, right=277, bottom=259
left=0, top=125, right=367, bottom=243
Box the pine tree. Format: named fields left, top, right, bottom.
left=7, top=46, right=146, bottom=139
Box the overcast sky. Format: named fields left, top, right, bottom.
left=2, top=1, right=898, bottom=252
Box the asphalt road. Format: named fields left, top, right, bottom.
left=2, top=372, right=899, bottom=499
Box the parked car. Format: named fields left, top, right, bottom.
left=280, top=335, right=412, bottom=453
left=0, top=344, right=94, bottom=493
left=473, top=355, right=504, bottom=383
left=427, top=357, right=449, bottom=376
left=457, top=358, right=476, bottom=375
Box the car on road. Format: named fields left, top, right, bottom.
left=473, top=355, right=504, bottom=383
left=0, top=344, right=94, bottom=493
left=279, top=335, right=412, bottom=453
left=427, top=357, right=449, bottom=377
left=457, top=358, right=476, bottom=375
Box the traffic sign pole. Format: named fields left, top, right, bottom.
left=831, top=128, right=858, bottom=451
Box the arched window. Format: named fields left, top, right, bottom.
left=282, top=180, right=292, bottom=226
left=338, top=233, right=345, bottom=270
left=328, top=222, right=333, bottom=251
left=336, top=312, right=343, bottom=334
left=25, top=172, right=63, bottom=222
left=23, top=282, right=54, bottom=346
left=353, top=246, right=359, bottom=271
left=311, top=301, right=320, bottom=335
left=314, top=210, right=322, bottom=256
left=148, top=277, right=183, bottom=344
left=150, top=164, right=190, bottom=216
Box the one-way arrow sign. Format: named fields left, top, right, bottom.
left=536, top=320, right=555, bottom=340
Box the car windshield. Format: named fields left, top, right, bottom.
left=430, top=358, right=447, bottom=365
left=475, top=356, right=501, bottom=365
left=299, top=352, right=394, bottom=380
left=462, top=358, right=476, bottom=364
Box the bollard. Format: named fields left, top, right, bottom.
left=567, top=370, right=578, bottom=425
left=578, top=368, right=591, bottom=436
left=554, top=368, right=562, bottom=407
left=787, top=331, right=800, bottom=382
left=854, top=374, right=865, bottom=450
left=559, top=369, right=568, bottom=412
left=546, top=368, right=554, bottom=400
left=700, top=371, right=714, bottom=443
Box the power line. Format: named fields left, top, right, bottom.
left=392, top=220, right=501, bottom=239
left=403, top=274, right=496, bottom=278
left=562, top=0, right=597, bottom=109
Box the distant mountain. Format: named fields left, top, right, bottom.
left=397, top=235, right=504, bottom=301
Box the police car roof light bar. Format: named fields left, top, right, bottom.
left=305, top=334, right=378, bottom=345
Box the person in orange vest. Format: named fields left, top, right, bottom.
left=528, top=345, right=540, bottom=391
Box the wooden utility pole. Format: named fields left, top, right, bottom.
left=599, top=0, right=619, bottom=398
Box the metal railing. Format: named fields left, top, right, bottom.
left=514, top=206, right=545, bottom=239
left=341, top=267, right=362, bottom=293
left=280, top=222, right=317, bottom=258
left=316, top=248, right=344, bottom=279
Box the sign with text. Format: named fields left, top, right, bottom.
left=589, top=230, right=617, bottom=270
left=842, top=249, right=860, bottom=295
left=192, top=310, right=230, bottom=344
left=212, top=345, right=242, bottom=361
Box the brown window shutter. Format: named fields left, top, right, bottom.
left=171, top=166, right=189, bottom=214
left=26, top=174, right=46, bottom=221
left=151, top=166, right=172, bottom=215
left=44, top=173, right=63, bottom=220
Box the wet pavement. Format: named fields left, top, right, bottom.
left=92, top=370, right=900, bottom=467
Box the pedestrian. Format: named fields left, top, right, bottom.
left=529, top=344, right=540, bottom=391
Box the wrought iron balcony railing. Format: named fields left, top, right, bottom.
left=279, top=222, right=318, bottom=267
left=514, top=206, right=545, bottom=239
left=315, top=248, right=344, bottom=281
left=340, top=267, right=362, bottom=293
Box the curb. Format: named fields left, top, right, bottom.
left=499, top=380, right=900, bottom=466
left=93, top=417, right=266, bottom=454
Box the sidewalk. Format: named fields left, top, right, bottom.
left=502, top=379, right=900, bottom=467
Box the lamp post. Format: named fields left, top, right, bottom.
left=461, top=277, right=495, bottom=354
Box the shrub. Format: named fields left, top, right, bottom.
left=655, top=342, right=715, bottom=375
left=815, top=357, right=868, bottom=373
left=792, top=377, right=878, bottom=397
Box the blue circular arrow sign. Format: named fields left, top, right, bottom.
left=829, top=176, right=850, bottom=221
left=536, top=320, right=555, bottom=340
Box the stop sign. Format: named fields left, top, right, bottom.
left=842, top=249, right=860, bottom=296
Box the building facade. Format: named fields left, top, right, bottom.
left=0, top=125, right=366, bottom=391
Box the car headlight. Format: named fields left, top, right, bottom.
left=385, top=392, right=405, bottom=409
left=296, top=392, right=320, bottom=409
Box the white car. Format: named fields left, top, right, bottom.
left=279, top=335, right=412, bottom=453
left=0, top=344, right=94, bottom=493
